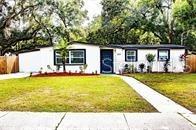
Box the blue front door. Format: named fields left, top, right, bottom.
left=101, top=50, right=113, bottom=74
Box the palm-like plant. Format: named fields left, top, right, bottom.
left=146, top=54, right=156, bottom=73
left=57, top=39, right=69, bottom=72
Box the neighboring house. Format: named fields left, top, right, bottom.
left=19, top=42, right=186, bottom=74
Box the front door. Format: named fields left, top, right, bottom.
left=100, top=50, right=113, bottom=74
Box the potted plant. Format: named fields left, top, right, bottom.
left=39, top=67, right=43, bottom=74
left=123, top=64, right=129, bottom=73
left=146, top=53, right=156, bottom=73
left=139, top=63, right=145, bottom=73
left=79, top=64, right=88, bottom=73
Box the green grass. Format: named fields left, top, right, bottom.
left=0, top=76, right=156, bottom=112
left=128, top=73, right=196, bottom=113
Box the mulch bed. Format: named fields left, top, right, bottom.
left=32, top=72, right=99, bottom=77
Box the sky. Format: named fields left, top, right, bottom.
left=83, top=0, right=102, bottom=25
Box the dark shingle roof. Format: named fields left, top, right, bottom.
left=71, top=41, right=186, bottom=49
left=108, top=44, right=186, bottom=49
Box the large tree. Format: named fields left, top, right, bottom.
left=173, top=0, right=196, bottom=50
left=0, top=0, right=49, bottom=55
left=87, top=0, right=196, bottom=50
left=0, top=0, right=87, bottom=56
left=47, top=0, right=87, bottom=42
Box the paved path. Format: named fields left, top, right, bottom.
left=119, top=75, right=196, bottom=125
left=119, top=75, right=192, bottom=114
left=0, top=73, right=30, bottom=80
left=0, top=112, right=195, bottom=130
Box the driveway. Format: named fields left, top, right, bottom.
left=0, top=73, right=30, bottom=80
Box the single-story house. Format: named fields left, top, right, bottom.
left=19, top=42, right=186, bottom=74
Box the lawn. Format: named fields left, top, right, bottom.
left=128, top=73, right=196, bottom=113
left=0, top=76, right=156, bottom=112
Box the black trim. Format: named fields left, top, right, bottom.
left=54, top=49, right=86, bottom=65
left=157, top=49, right=170, bottom=61
left=125, top=49, right=138, bottom=62
left=18, top=49, right=40, bottom=54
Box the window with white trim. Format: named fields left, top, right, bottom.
left=158, top=50, right=170, bottom=61
left=70, top=50, right=85, bottom=64
left=55, top=51, right=64, bottom=65
left=55, top=49, right=85, bottom=65
left=126, top=50, right=137, bottom=62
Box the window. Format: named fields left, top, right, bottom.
left=70, top=50, right=85, bottom=64
left=54, top=49, right=86, bottom=65
left=55, top=51, right=64, bottom=65
left=158, top=49, right=170, bottom=61
left=125, top=50, right=137, bottom=62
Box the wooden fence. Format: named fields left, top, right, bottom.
left=186, top=54, right=196, bottom=73
left=0, top=56, right=19, bottom=74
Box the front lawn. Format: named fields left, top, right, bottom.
left=0, top=76, right=156, bottom=112
left=128, top=73, right=196, bottom=113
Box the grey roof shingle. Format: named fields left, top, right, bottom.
left=108, top=44, right=186, bottom=49
left=71, top=41, right=186, bottom=49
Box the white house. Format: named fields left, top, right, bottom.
left=19, top=42, right=186, bottom=74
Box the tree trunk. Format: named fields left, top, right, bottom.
left=181, top=32, right=185, bottom=45
left=168, top=20, right=174, bottom=44
left=63, top=61, right=66, bottom=72
left=168, top=31, right=173, bottom=44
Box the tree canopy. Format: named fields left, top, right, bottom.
left=0, top=0, right=195, bottom=56
left=0, top=0, right=87, bottom=55
left=87, top=0, right=196, bottom=51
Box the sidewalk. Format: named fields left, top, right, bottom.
left=0, top=112, right=195, bottom=130
left=0, top=73, right=30, bottom=80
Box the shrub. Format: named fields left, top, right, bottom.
left=164, top=59, right=170, bottom=73
left=123, top=64, right=129, bottom=73
left=139, top=63, right=146, bottom=72
left=56, top=65, right=60, bottom=72
left=146, top=54, right=156, bottom=73
left=128, top=64, right=137, bottom=73
left=147, top=66, right=152, bottom=73
left=146, top=54, right=156, bottom=63
left=79, top=64, right=88, bottom=73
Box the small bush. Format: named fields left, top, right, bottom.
left=146, top=54, right=156, bottom=63
left=139, top=63, right=146, bottom=72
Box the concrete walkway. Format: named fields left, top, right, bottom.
left=119, top=75, right=196, bottom=125
left=0, top=73, right=30, bottom=80
left=120, top=75, right=192, bottom=114
left=0, top=112, right=195, bottom=130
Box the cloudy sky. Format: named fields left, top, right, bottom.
left=84, top=0, right=102, bottom=25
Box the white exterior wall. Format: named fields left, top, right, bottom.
left=114, top=48, right=185, bottom=73
left=19, top=47, right=54, bottom=72
left=19, top=43, right=185, bottom=74
left=64, top=44, right=100, bottom=73
left=113, top=48, right=124, bottom=73
left=169, top=49, right=185, bottom=72
left=19, top=44, right=101, bottom=74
